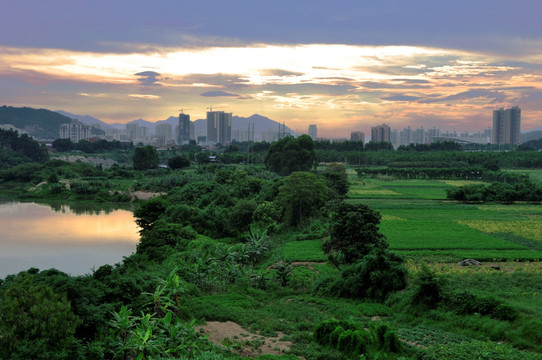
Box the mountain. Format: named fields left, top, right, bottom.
left=5, top=106, right=293, bottom=141
left=520, top=130, right=542, bottom=144
left=192, top=114, right=295, bottom=139
left=55, top=110, right=111, bottom=129
left=0, top=105, right=73, bottom=140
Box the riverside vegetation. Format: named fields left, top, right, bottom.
left=1, top=132, right=542, bottom=359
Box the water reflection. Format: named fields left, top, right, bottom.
left=0, top=200, right=139, bottom=278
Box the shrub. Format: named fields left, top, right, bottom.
left=329, top=326, right=345, bottom=347
left=331, top=248, right=407, bottom=300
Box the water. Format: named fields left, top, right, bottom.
left=0, top=199, right=139, bottom=278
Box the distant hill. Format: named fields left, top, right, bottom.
left=59, top=111, right=295, bottom=140
left=0, top=106, right=105, bottom=140
left=55, top=110, right=110, bottom=129
left=521, top=130, right=542, bottom=144
left=5, top=107, right=293, bottom=141
left=0, top=106, right=73, bottom=140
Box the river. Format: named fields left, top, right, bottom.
left=0, top=199, right=139, bottom=278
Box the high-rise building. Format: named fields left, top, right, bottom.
left=206, top=110, right=232, bottom=144
left=156, top=123, right=173, bottom=143
left=350, top=131, right=365, bottom=143
left=308, top=124, right=317, bottom=140
left=126, top=123, right=139, bottom=141
left=412, top=127, right=425, bottom=144
left=492, top=106, right=521, bottom=145
left=59, top=119, right=91, bottom=142
left=371, top=123, right=391, bottom=142
left=178, top=112, right=191, bottom=144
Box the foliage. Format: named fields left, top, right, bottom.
left=420, top=340, right=542, bottom=360
left=276, top=171, right=328, bottom=226
left=109, top=271, right=209, bottom=359
left=445, top=291, right=518, bottom=321
left=0, top=273, right=82, bottom=359
left=327, top=248, right=408, bottom=300
left=321, top=163, right=349, bottom=199
left=134, top=197, right=169, bottom=232
left=0, top=129, right=48, bottom=172
left=323, top=201, right=388, bottom=265
left=133, top=145, right=159, bottom=170
left=168, top=155, right=191, bottom=169
left=408, top=264, right=443, bottom=310
left=265, top=135, right=317, bottom=175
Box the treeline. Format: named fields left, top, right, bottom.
left=0, top=128, right=49, bottom=168
left=446, top=180, right=542, bottom=203
left=357, top=167, right=531, bottom=184
left=52, top=138, right=133, bottom=153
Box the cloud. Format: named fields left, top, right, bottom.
left=418, top=89, right=507, bottom=104
left=176, top=73, right=250, bottom=89
left=200, top=90, right=239, bottom=97
left=358, top=81, right=430, bottom=90
left=381, top=95, right=421, bottom=102
left=260, top=69, right=304, bottom=77
left=79, top=93, right=106, bottom=97
left=135, top=71, right=161, bottom=86
left=129, top=94, right=161, bottom=99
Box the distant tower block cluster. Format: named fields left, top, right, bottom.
left=492, top=106, right=521, bottom=145
left=308, top=124, right=317, bottom=140
left=351, top=131, right=365, bottom=143
left=207, top=110, right=232, bottom=144
left=371, top=123, right=390, bottom=142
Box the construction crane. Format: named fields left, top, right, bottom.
left=178, top=108, right=192, bottom=114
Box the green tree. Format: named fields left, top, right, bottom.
left=322, top=163, right=349, bottom=198
left=276, top=171, right=328, bottom=226
left=0, top=274, right=81, bottom=359
left=133, top=197, right=169, bottom=233
left=167, top=154, right=190, bottom=169
left=323, top=201, right=388, bottom=265
left=265, top=135, right=317, bottom=175
left=133, top=145, right=158, bottom=170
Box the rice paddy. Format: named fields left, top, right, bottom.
left=346, top=174, right=542, bottom=262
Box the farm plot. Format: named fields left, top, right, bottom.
left=349, top=178, right=452, bottom=200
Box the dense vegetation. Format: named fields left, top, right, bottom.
left=0, top=128, right=49, bottom=168
left=2, top=138, right=542, bottom=359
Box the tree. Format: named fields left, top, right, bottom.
left=323, top=201, right=388, bottom=265
left=276, top=171, right=328, bottom=226
left=133, top=145, right=158, bottom=170
left=265, top=135, right=317, bottom=175
left=322, top=163, right=349, bottom=198
left=168, top=154, right=190, bottom=169
left=133, top=197, right=169, bottom=233
left=0, top=274, right=81, bottom=359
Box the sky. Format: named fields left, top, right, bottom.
left=1, top=0, right=542, bottom=138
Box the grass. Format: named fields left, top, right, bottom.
left=346, top=176, right=542, bottom=262
left=281, top=240, right=327, bottom=262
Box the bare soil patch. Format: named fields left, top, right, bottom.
left=197, top=321, right=293, bottom=358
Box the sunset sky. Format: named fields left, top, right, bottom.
left=1, top=1, right=542, bottom=137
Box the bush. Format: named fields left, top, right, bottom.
left=330, top=248, right=407, bottom=300
left=445, top=291, right=518, bottom=321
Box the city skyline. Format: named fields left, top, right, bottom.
left=1, top=1, right=542, bottom=137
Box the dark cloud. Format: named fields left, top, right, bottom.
left=260, top=69, right=304, bottom=76
left=135, top=71, right=161, bottom=86
left=381, top=95, right=421, bottom=102
left=359, top=81, right=430, bottom=89
left=176, top=73, right=250, bottom=89
left=418, top=89, right=507, bottom=104
left=200, top=91, right=239, bottom=97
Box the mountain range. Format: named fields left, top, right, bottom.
left=56, top=110, right=295, bottom=139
